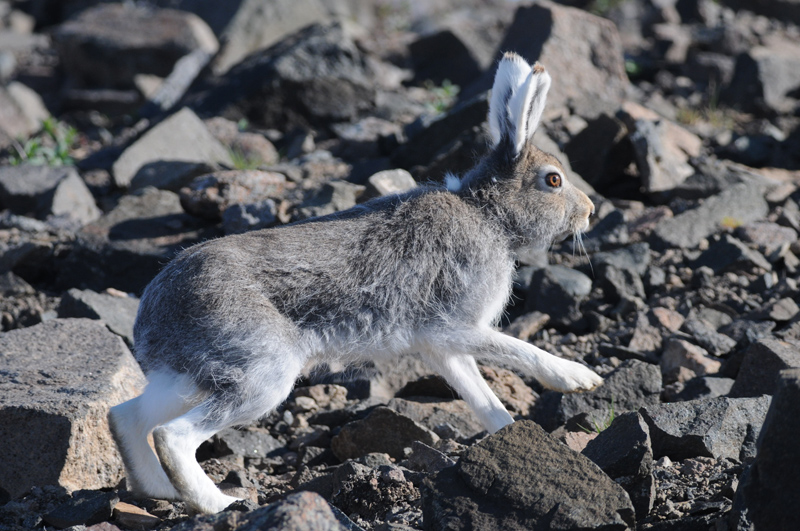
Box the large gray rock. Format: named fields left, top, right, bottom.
left=57, top=288, right=140, bottom=345
left=112, top=107, right=232, bottom=188
left=729, top=339, right=800, bottom=397
left=582, top=412, right=655, bottom=519
left=534, top=360, right=662, bottom=432
left=0, top=81, right=50, bottom=149
left=730, top=369, right=800, bottom=531
left=640, top=395, right=772, bottom=461
left=388, top=397, right=485, bottom=442
left=0, top=165, right=100, bottom=226
left=422, top=420, right=635, bottom=530
left=179, top=169, right=287, bottom=221
left=526, top=264, right=593, bottom=329
left=331, top=406, right=439, bottom=461
left=0, top=318, right=145, bottom=500
left=692, top=234, right=772, bottom=274
left=57, top=187, right=219, bottom=294
left=53, top=3, right=218, bottom=89
left=650, top=182, right=769, bottom=250
left=466, top=1, right=628, bottom=113
left=190, top=21, right=377, bottom=131
left=723, top=40, right=800, bottom=115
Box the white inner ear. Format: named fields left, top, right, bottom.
left=524, top=68, right=551, bottom=145
left=488, top=55, right=531, bottom=147
left=508, top=71, right=538, bottom=155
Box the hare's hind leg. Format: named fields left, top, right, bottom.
left=108, top=370, right=199, bottom=500
left=426, top=351, right=514, bottom=434
left=152, top=361, right=302, bottom=514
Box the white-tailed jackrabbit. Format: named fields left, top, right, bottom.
left=108, top=52, right=603, bottom=514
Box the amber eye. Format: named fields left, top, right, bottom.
left=546, top=172, right=562, bottom=188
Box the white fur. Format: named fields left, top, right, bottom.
left=488, top=53, right=552, bottom=156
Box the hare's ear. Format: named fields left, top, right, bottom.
left=488, top=53, right=552, bottom=157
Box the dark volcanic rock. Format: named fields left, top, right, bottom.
left=640, top=395, right=772, bottom=461
left=526, top=265, right=593, bottom=329
left=331, top=406, right=438, bottom=461
left=723, top=40, right=800, bottom=115
left=650, top=182, right=769, bottom=250
left=582, top=412, right=655, bottom=519
left=53, top=3, right=218, bottom=89
left=189, top=21, right=376, bottom=131
left=422, top=420, right=635, bottom=530
left=730, top=369, right=800, bottom=531
left=42, top=490, right=118, bottom=529
left=57, top=288, right=140, bottom=345
left=729, top=339, right=800, bottom=397
left=0, top=319, right=144, bottom=499
left=57, top=187, right=220, bottom=294
left=534, top=360, right=662, bottom=432
left=692, top=234, right=771, bottom=274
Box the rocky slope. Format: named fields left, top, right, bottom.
left=0, top=1, right=799, bottom=530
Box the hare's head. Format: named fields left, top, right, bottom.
left=458, top=52, right=594, bottom=251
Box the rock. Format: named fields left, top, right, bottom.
left=204, top=118, right=280, bottom=167
left=212, top=427, right=284, bottom=459
left=640, top=395, right=772, bottom=461
left=365, top=169, right=417, bottom=198
left=0, top=81, right=50, bottom=149
left=660, top=338, right=721, bottom=383
left=422, top=420, right=635, bottom=530
left=592, top=243, right=652, bottom=277
left=53, top=3, right=218, bottom=89
left=176, top=490, right=350, bottom=531
left=391, top=94, right=488, bottom=172
left=692, top=234, right=772, bottom=274
left=294, top=180, right=364, bottom=221
left=598, top=263, right=646, bottom=305
left=681, top=316, right=737, bottom=357
left=0, top=165, right=101, bottom=226
left=534, top=360, right=662, bottom=432
left=112, top=501, right=160, bottom=531
left=730, top=369, right=800, bottom=531
left=750, top=297, right=800, bottom=323
left=221, top=200, right=278, bottom=235
left=112, top=107, right=232, bottom=189
left=503, top=311, right=550, bottom=342
left=582, top=412, right=655, bottom=519
left=584, top=209, right=630, bottom=251
left=729, top=339, right=800, bottom=398
left=57, top=288, right=140, bottom=345
left=735, top=221, right=798, bottom=260
left=179, top=169, right=287, bottom=220
left=42, top=490, right=119, bottom=529
left=408, top=7, right=512, bottom=87
left=388, top=397, right=485, bottom=442
left=190, top=21, right=377, bottom=131
left=139, top=48, right=216, bottom=118
left=58, top=187, right=219, bottom=294
left=330, top=461, right=418, bottom=523
left=406, top=441, right=456, bottom=474
left=723, top=40, right=800, bottom=115
left=0, top=319, right=145, bottom=499
left=563, top=113, right=630, bottom=191
left=331, top=116, right=402, bottom=160
left=669, top=376, right=735, bottom=402
left=619, top=102, right=703, bottom=194
left=651, top=182, right=769, bottom=250
left=467, top=1, right=628, bottom=113
left=331, top=406, right=439, bottom=461
left=651, top=307, right=685, bottom=333
left=526, top=265, right=593, bottom=329
left=205, top=0, right=332, bottom=74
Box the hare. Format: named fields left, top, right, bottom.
left=108, top=52, right=603, bottom=514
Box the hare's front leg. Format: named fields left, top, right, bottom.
left=424, top=351, right=514, bottom=434
left=442, top=328, right=604, bottom=393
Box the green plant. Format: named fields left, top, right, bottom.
left=228, top=148, right=262, bottom=170
left=10, top=117, right=77, bottom=166
left=423, top=79, right=460, bottom=114
left=579, top=398, right=616, bottom=433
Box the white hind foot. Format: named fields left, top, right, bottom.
left=539, top=356, right=604, bottom=393
left=153, top=411, right=242, bottom=514
left=107, top=371, right=202, bottom=501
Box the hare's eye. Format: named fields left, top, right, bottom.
left=546, top=173, right=562, bottom=188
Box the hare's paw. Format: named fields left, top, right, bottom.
left=543, top=358, right=603, bottom=393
